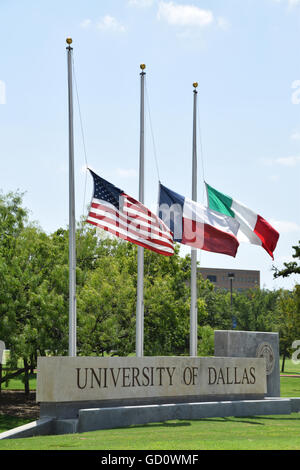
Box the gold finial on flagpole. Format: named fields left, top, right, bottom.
left=66, top=37, right=73, bottom=46
left=140, top=64, right=146, bottom=70
left=193, top=82, right=198, bottom=89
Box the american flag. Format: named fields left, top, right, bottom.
left=86, top=169, right=174, bottom=256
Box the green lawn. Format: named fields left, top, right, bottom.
left=0, top=414, right=300, bottom=450
left=279, top=377, right=300, bottom=397
left=280, top=358, right=300, bottom=375
left=1, top=373, right=36, bottom=391
left=0, top=415, right=32, bottom=434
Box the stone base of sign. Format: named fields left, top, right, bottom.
left=75, top=397, right=295, bottom=433
left=1, top=397, right=300, bottom=439
left=39, top=393, right=265, bottom=420
left=0, top=330, right=288, bottom=439
left=214, top=330, right=280, bottom=397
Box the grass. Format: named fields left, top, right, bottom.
left=0, top=415, right=32, bottom=434
left=0, top=414, right=300, bottom=450
left=1, top=373, right=36, bottom=391
left=0, top=358, right=299, bottom=450
left=280, top=358, right=300, bottom=375
left=279, top=377, right=300, bottom=397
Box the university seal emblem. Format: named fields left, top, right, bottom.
left=256, top=342, right=275, bottom=375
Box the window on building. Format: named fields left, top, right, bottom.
left=207, top=275, right=217, bottom=283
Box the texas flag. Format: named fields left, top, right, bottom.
left=158, top=183, right=240, bottom=257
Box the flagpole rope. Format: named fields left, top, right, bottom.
left=197, top=93, right=206, bottom=206
left=197, top=89, right=206, bottom=268
left=72, top=56, right=89, bottom=218
left=145, top=79, right=161, bottom=183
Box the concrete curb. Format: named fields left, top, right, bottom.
left=77, top=398, right=293, bottom=433
left=0, top=417, right=54, bottom=440
left=1, top=397, right=299, bottom=439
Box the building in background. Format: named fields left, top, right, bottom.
left=199, top=267, right=260, bottom=292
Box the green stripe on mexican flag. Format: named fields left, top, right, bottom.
left=205, top=182, right=279, bottom=259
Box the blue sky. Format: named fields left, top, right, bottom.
left=1, top=0, right=300, bottom=290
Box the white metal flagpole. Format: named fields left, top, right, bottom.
left=66, top=38, right=77, bottom=357
left=190, top=82, right=198, bottom=357
left=136, top=64, right=146, bottom=357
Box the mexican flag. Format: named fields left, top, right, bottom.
left=205, top=182, right=279, bottom=259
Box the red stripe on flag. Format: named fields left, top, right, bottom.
left=254, top=215, right=279, bottom=259
left=181, top=218, right=239, bottom=257
left=87, top=196, right=174, bottom=256
left=88, top=211, right=173, bottom=249
left=89, top=203, right=173, bottom=243
left=87, top=218, right=174, bottom=256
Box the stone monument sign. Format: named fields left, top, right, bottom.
left=37, top=355, right=266, bottom=407
left=214, top=330, right=280, bottom=397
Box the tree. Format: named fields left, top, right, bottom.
left=197, top=325, right=214, bottom=356
left=273, top=241, right=300, bottom=279
left=233, top=287, right=279, bottom=332
left=197, top=278, right=233, bottom=331
left=77, top=240, right=195, bottom=357
left=0, top=192, right=77, bottom=393
left=274, top=286, right=300, bottom=372
left=0, top=191, right=31, bottom=393
left=143, top=272, right=189, bottom=355
left=0, top=224, right=71, bottom=394
left=143, top=245, right=191, bottom=356
left=77, top=251, right=136, bottom=356
left=273, top=240, right=300, bottom=370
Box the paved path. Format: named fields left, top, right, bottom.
left=280, top=374, right=300, bottom=377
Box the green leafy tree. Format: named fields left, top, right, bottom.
left=273, top=241, right=300, bottom=279
left=77, top=252, right=136, bottom=356
left=197, top=278, right=233, bottom=330
left=1, top=224, right=70, bottom=393
left=274, top=286, right=300, bottom=372
left=0, top=191, right=31, bottom=392
left=198, top=325, right=215, bottom=356
left=233, top=287, right=279, bottom=332
left=273, top=240, right=300, bottom=370
left=143, top=272, right=190, bottom=355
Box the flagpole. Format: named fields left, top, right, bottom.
left=190, top=82, right=198, bottom=357
left=66, top=38, right=77, bottom=357
left=136, top=64, right=146, bottom=357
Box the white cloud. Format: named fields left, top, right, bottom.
left=80, top=16, right=127, bottom=33
left=269, top=174, right=280, bottom=182
left=290, top=130, right=300, bottom=140
left=261, top=155, right=300, bottom=167
left=276, top=155, right=300, bottom=166
left=0, top=80, right=6, bottom=105
left=217, top=17, right=230, bottom=31
left=157, top=1, right=214, bottom=27
left=116, top=168, right=138, bottom=178
left=97, top=15, right=127, bottom=33
left=128, top=0, right=154, bottom=7
left=80, top=19, right=92, bottom=29
left=260, top=157, right=274, bottom=167
left=270, top=219, right=300, bottom=233
left=272, top=0, right=300, bottom=7
left=287, top=0, right=300, bottom=6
